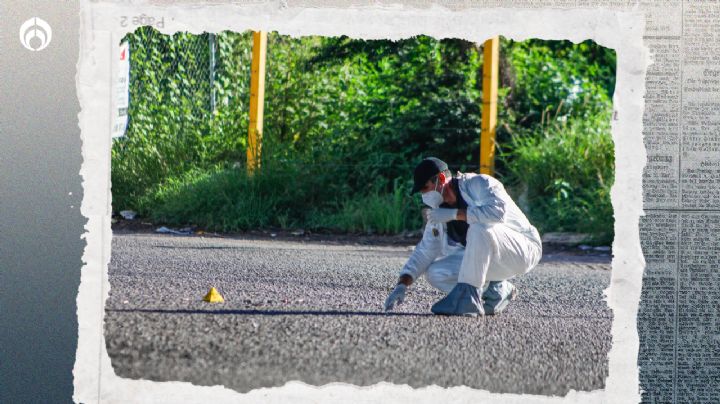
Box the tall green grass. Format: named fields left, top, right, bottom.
left=126, top=109, right=615, bottom=242
left=131, top=110, right=615, bottom=242
left=307, top=178, right=421, bottom=234
left=499, top=108, right=615, bottom=244
left=136, top=163, right=423, bottom=234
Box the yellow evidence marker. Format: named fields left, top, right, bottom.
left=203, top=287, right=225, bottom=303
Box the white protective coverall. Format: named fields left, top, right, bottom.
left=399, top=173, right=542, bottom=294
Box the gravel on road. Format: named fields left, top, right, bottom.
left=105, top=232, right=612, bottom=396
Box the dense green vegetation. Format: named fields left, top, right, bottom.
left=112, top=28, right=616, bottom=243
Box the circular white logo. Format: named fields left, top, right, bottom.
left=19, top=17, right=52, bottom=51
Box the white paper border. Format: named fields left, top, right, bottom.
left=75, top=2, right=649, bottom=403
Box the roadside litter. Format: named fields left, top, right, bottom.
left=119, top=210, right=137, bottom=220
left=579, top=244, right=611, bottom=252
left=155, top=226, right=193, bottom=235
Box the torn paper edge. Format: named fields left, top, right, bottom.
left=75, top=2, right=649, bottom=403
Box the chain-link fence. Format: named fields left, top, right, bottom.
left=112, top=27, right=254, bottom=207
left=123, top=29, right=219, bottom=138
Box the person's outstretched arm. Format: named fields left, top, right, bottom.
left=384, top=222, right=442, bottom=311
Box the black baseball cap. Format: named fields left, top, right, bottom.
left=410, top=157, right=448, bottom=195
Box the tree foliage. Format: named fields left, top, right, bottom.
left=112, top=28, right=616, bottom=240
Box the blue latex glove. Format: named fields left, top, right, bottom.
left=384, top=283, right=407, bottom=312
left=428, top=208, right=458, bottom=224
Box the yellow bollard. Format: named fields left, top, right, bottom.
left=247, top=31, right=267, bottom=175
left=480, top=36, right=499, bottom=176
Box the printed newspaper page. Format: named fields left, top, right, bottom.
left=634, top=0, right=719, bottom=402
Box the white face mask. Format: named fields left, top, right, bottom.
left=421, top=179, right=444, bottom=208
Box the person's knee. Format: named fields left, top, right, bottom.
left=425, top=267, right=455, bottom=293
left=518, top=241, right=542, bottom=275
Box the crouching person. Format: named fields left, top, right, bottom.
left=384, top=157, right=542, bottom=316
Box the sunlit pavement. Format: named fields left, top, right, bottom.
left=105, top=232, right=612, bottom=396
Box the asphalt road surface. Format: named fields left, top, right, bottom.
left=105, top=231, right=612, bottom=396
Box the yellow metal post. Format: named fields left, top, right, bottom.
left=480, top=36, right=499, bottom=176
left=247, top=31, right=267, bottom=174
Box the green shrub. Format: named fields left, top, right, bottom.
left=112, top=29, right=616, bottom=240
left=138, top=163, right=305, bottom=231
left=136, top=163, right=424, bottom=233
